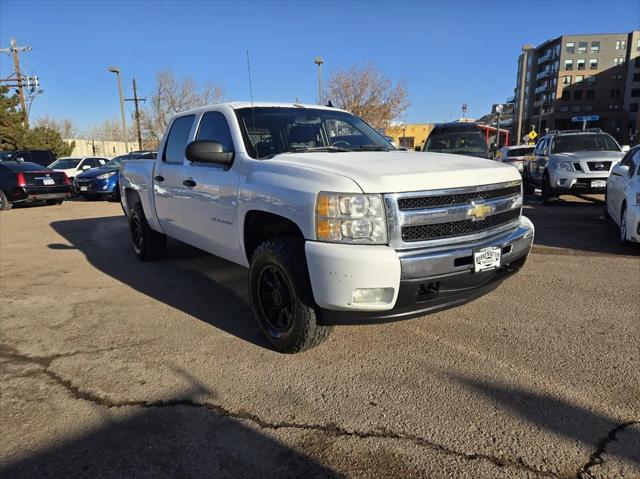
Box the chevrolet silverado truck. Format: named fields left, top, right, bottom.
left=120, top=102, right=534, bottom=353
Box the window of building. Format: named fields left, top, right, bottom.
left=578, top=42, right=587, bottom=54
left=561, top=90, right=570, bottom=100
left=589, top=58, right=598, bottom=70
left=634, top=72, right=640, bottom=82
left=636, top=57, right=640, bottom=68
left=590, top=41, right=600, bottom=53
left=631, top=88, right=640, bottom=97
left=610, top=89, right=621, bottom=98
left=612, top=73, right=623, bottom=80
left=555, top=45, right=561, bottom=57
left=609, top=104, right=620, bottom=110
left=559, top=105, right=569, bottom=112
left=614, top=57, right=624, bottom=66
left=630, top=103, right=639, bottom=112
left=615, top=40, right=626, bottom=50
left=562, top=76, right=572, bottom=86
left=586, top=75, right=596, bottom=84
left=572, top=105, right=581, bottom=112
left=584, top=105, right=593, bottom=112
left=577, top=59, right=586, bottom=70
left=574, top=90, right=583, bottom=100
left=575, top=75, right=584, bottom=83
left=527, top=55, right=533, bottom=67
left=566, top=42, right=575, bottom=54
left=564, top=59, right=574, bottom=70
left=586, top=90, right=595, bottom=100
left=637, top=39, right=640, bottom=51
left=552, top=77, right=557, bottom=87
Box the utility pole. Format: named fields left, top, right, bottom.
left=107, top=66, right=129, bottom=151
left=0, top=38, right=33, bottom=127
left=314, top=57, right=324, bottom=104
left=516, top=44, right=533, bottom=145
left=125, top=78, right=146, bottom=151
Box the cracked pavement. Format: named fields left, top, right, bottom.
left=1, top=197, right=639, bottom=478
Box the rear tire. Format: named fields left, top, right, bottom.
left=0, top=191, right=12, bottom=211
left=541, top=173, right=556, bottom=205
left=249, top=238, right=332, bottom=353
left=128, top=202, right=166, bottom=261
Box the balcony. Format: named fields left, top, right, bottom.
left=537, top=52, right=553, bottom=64
left=534, top=83, right=549, bottom=94
left=536, top=70, right=551, bottom=80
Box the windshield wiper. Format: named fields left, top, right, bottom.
left=351, top=145, right=392, bottom=151
left=288, top=146, right=352, bottom=153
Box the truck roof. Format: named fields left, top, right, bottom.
left=178, top=101, right=349, bottom=116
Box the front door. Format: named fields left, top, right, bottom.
left=180, top=111, right=243, bottom=263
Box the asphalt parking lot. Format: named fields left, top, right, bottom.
left=1, top=195, right=638, bottom=478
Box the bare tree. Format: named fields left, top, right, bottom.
left=327, top=62, right=410, bottom=129
left=34, top=115, right=78, bottom=139
left=84, top=117, right=135, bottom=142
left=141, top=68, right=225, bottom=147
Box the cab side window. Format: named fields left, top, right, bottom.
left=164, top=115, right=195, bottom=163
left=196, top=112, right=234, bottom=152
left=534, top=138, right=546, bottom=156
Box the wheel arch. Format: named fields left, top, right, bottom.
left=243, top=210, right=305, bottom=264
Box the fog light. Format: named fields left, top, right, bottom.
left=352, top=287, right=394, bottom=304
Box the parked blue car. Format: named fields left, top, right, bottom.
left=74, top=151, right=156, bottom=201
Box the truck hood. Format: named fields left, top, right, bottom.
left=554, top=150, right=624, bottom=162
left=267, top=151, right=520, bottom=193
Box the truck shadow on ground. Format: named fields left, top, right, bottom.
left=523, top=194, right=640, bottom=256
left=450, top=373, right=640, bottom=469
left=0, top=368, right=338, bottom=478
left=48, top=215, right=269, bottom=349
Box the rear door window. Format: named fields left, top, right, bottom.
left=163, top=115, right=195, bottom=163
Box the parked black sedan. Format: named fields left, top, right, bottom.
left=0, top=161, right=73, bottom=211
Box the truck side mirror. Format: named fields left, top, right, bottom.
left=185, top=140, right=234, bottom=168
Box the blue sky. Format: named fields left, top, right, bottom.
left=1, top=0, right=638, bottom=133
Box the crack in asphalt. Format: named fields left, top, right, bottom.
left=1, top=344, right=577, bottom=478
left=576, top=421, right=640, bottom=479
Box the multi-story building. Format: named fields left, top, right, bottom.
left=514, top=31, right=640, bottom=144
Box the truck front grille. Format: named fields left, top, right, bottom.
left=385, top=181, right=522, bottom=249
left=397, top=185, right=521, bottom=210
left=401, top=209, right=520, bottom=242
left=586, top=161, right=611, bottom=172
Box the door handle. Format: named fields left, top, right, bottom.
left=154, top=175, right=165, bottom=182
left=183, top=179, right=196, bottom=187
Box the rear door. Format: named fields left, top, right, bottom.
left=180, top=110, right=242, bottom=262
left=153, top=114, right=195, bottom=239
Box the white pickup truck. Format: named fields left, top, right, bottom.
left=120, top=102, right=534, bottom=353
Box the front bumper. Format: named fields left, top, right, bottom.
left=9, top=186, right=72, bottom=203
left=549, top=171, right=609, bottom=192
left=74, top=177, right=117, bottom=195
left=306, top=216, right=534, bottom=323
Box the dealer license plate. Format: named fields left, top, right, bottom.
left=42, top=178, right=55, bottom=185
left=80, top=186, right=88, bottom=191
left=474, top=247, right=501, bottom=273
left=591, top=180, right=606, bottom=188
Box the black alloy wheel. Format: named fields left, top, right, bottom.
left=257, top=264, right=295, bottom=335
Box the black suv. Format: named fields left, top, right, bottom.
left=0, top=150, right=56, bottom=167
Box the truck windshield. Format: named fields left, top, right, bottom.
left=425, top=132, right=488, bottom=158
left=235, top=107, right=393, bottom=159
left=551, top=134, right=620, bottom=153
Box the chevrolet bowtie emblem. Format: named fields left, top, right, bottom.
left=467, top=201, right=493, bottom=221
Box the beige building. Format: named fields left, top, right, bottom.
left=384, top=124, right=435, bottom=149
left=515, top=30, right=640, bottom=144
left=65, top=139, right=137, bottom=158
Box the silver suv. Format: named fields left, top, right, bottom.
left=523, top=129, right=628, bottom=204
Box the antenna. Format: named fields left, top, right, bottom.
left=246, top=50, right=258, bottom=158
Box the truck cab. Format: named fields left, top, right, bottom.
left=120, top=103, right=534, bottom=353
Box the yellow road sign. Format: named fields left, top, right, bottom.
left=528, top=130, right=538, bottom=140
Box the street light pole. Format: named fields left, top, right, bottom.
left=108, top=66, right=129, bottom=152
left=516, top=44, right=533, bottom=145
left=314, top=57, right=324, bottom=104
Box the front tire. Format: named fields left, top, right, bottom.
left=523, top=180, right=535, bottom=196
left=0, top=191, right=13, bottom=211
left=128, top=202, right=166, bottom=260
left=619, top=205, right=629, bottom=244
left=542, top=173, right=556, bottom=205
left=249, top=238, right=332, bottom=353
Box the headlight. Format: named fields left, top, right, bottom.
left=96, top=171, right=117, bottom=180
left=316, top=192, right=387, bottom=243
left=556, top=161, right=573, bottom=172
